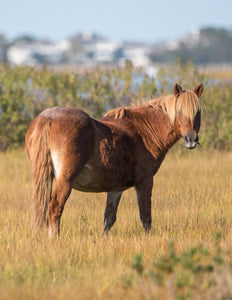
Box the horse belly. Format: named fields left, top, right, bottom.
left=73, top=162, right=133, bottom=193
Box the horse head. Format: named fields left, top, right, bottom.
left=173, top=83, right=203, bottom=149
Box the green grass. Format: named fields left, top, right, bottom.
left=1, top=148, right=232, bottom=299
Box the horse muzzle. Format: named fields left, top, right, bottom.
left=184, top=135, right=199, bottom=149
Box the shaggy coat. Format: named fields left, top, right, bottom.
left=25, top=83, right=203, bottom=237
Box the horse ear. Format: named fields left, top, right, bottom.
left=193, top=83, right=203, bottom=97
left=173, top=83, right=183, bottom=97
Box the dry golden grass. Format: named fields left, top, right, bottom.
left=1, top=148, right=232, bottom=299
left=199, top=66, right=232, bottom=81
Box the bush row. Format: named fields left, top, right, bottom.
left=0, top=60, right=231, bottom=150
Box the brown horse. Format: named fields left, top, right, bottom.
left=25, top=83, right=203, bottom=238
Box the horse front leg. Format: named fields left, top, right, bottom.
left=135, top=179, right=153, bottom=232
left=48, top=178, right=72, bottom=238
left=104, top=191, right=123, bottom=234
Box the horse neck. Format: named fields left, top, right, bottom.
left=131, top=106, right=179, bottom=158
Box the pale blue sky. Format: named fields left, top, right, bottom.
left=0, top=0, right=231, bottom=43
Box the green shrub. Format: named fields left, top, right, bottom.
left=0, top=62, right=156, bottom=150
left=129, top=233, right=230, bottom=299
left=0, top=60, right=231, bottom=150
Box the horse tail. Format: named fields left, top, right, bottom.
left=25, top=117, right=53, bottom=232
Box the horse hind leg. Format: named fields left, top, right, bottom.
left=48, top=178, right=72, bottom=238
left=49, top=150, right=88, bottom=238
left=104, top=191, right=123, bottom=234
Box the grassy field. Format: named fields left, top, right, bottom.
left=200, top=65, right=232, bottom=81
left=1, top=148, right=232, bottom=299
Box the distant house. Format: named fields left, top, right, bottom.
left=93, top=41, right=122, bottom=63
left=69, top=31, right=119, bottom=64
left=7, top=44, right=37, bottom=65
left=123, top=42, right=151, bottom=67
left=166, top=29, right=200, bottom=51
left=7, top=39, right=71, bottom=66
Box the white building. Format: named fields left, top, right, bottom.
left=7, top=44, right=37, bottom=65
left=7, top=40, right=71, bottom=66
left=123, top=45, right=150, bottom=67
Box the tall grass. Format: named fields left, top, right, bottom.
left=1, top=149, right=232, bottom=299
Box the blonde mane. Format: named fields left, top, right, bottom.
left=105, top=90, right=202, bottom=124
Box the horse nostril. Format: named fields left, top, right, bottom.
left=184, top=136, right=191, bottom=143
